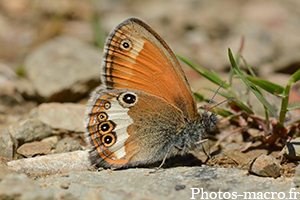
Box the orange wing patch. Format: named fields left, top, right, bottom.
left=102, top=20, right=197, bottom=121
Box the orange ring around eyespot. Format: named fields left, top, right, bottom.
left=98, top=121, right=115, bottom=135
left=101, top=133, right=116, bottom=148
left=97, top=112, right=108, bottom=122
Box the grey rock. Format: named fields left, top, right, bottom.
left=285, top=137, right=300, bottom=159
left=17, top=141, right=52, bottom=158
left=8, top=118, right=53, bottom=145
left=30, top=103, right=86, bottom=132
left=0, top=173, right=54, bottom=200
left=294, top=165, right=300, bottom=187
left=24, top=36, right=101, bottom=102
left=7, top=150, right=92, bottom=176
left=249, top=154, right=282, bottom=177
left=0, top=128, right=15, bottom=160
left=5, top=152, right=297, bottom=200
left=36, top=167, right=295, bottom=200
left=55, top=139, right=82, bottom=153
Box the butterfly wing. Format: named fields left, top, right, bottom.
left=102, top=18, right=197, bottom=121
left=86, top=18, right=203, bottom=168
left=86, top=88, right=202, bottom=168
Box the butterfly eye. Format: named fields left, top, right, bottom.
left=120, top=39, right=132, bottom=51
left=98, top=121, right=115, bottom=135
left=97, top=112, right=108, bottom=122
left=117, top=92, right=138, bottom=108
left=101, top=133, right=116, bottom=147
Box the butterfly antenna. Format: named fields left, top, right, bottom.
left=207, top=97, right=237, bottom=112
left=203, top=81, right=226, bottom=115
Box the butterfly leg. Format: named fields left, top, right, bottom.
left=148, top=144, right=183, bottom=174
left=200, top=140, right=217, bottom=166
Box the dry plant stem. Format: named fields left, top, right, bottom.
left=277, top=136, right=292, bottom=158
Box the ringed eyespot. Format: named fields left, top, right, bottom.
left=98, top=121, right=115, bottom=135
left=120, top=39, right=132, bottom=51
left=103, top=101, right=111, bottom=110
left=117, top=92, right=138, bottom=108
left=97, top=112, right=108, bottom=122
left=101, top=133, right=116, bottom=147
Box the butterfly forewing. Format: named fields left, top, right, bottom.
left=102, top=18, right=197, bottom=121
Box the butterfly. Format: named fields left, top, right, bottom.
left=85, top=18, right=218, bottom=169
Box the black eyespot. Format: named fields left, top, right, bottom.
left=101, top=133, right=116, bottom=147
left=98, top=121, right=115, bottom=135
left=120, top=39, right=132, bottom=51
left=117, top=92, right=138, bottom=108
left=123, top=42, right=129, bottom=49
left=123, top=93, right=136, bottom=104
left=104, top=135, right=112, bottom=144
left=101, top=123, right=109, bottom=131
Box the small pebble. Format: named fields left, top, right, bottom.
left=60, top=182, right=70, bottom=189
left=249, top=154, right=282, bottom=178
left=17, top=141, right=52, bottom=158
left=175, top=184, right=186, bottom=190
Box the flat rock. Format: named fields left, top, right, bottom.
left=6, top=151, right=298, bottom=200
left=30, top=102, right=86, bottom=132
left=0, top=173, right=55, bottom=200
left=7, top=118, right=53, bottom=146
left=7, top=150, right=92, bottom=176
left=37, top=167, right=295, bottom=200
left=17, top=141, right=52, bottom=158
left=24, top=36, right=101, bottom=102
left=249, top=154, right=282, bottom=177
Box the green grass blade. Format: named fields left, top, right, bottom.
left=287, top=102, right=300, bottom=111
left=194, top=92, right=205, bottom=102
left=291, top=68, right=300, bottom=83
left=228, top=48, right=279, bottom=120
left=177, top=54, right=229, bottom=89
left=241, top=55, right=257, bottom=77
left=246, top=76, right=285, bottom=97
